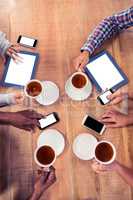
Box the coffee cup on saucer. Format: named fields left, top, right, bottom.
left=65, top=71, right=92, bottom=101
left=94, top=140, right=116, bottom=165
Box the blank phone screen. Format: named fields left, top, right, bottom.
left=84, top=116, right=104, bottom=133
left=20, top=36, right=35, bottom=46
left=39, top=114, right=56, bottom=128
left=100, top=90, right=112, bottom=104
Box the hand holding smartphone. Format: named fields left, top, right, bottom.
left=38, top=112, right=59, bottom=130
left=82, top=114, right=106, bottom=135
left=97, top=89, right=114, bottom=105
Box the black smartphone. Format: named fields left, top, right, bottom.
left=17, top=35, right=37, bottom=48
left=38, top=112, right=59, bottom=130
left=82, top=114, right=106, bottom=135
left=97, top=89, right=114, bottom=105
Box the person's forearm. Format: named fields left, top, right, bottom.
left=81, top=7, right=133, bottom=55
left=116, top=162, right=133, bottom=186
left=0, top=31, right=11, bottom=56
left=0, top=112, right=13, bottom=124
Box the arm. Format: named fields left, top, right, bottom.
left=81, top=7, right=133, bottom=55
left=92, top=160, right=133, bottom=186
left=0, top=94, right=16, bottom=107
left=0, top=93, right=23, bottom=107
left=115, top=162, right=133, bottom=187
left=0, top=31, right=11, bottom=56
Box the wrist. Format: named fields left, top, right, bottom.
left=82, top=50, right=90, bottom=57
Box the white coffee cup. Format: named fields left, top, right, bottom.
left=34, top=145, right=56, bottom=168
left=24, top=79, right=43, bottom=99
left=94, top=140, right=116, bottom=165
left=70, top=71, right=89, bottom=91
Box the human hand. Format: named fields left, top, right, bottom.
left=92, top=160, right=118, bottom=173
left=8, top=110, right=44, bottom=131
left=100, top=109, right=130, bottom=128
left=12, top=92, right=24, bottom=104
left=30, top=166, right=56, bottom=200
left=73, top=51, right=89, bottom=71
left=6, top=45, right=23, bottom=63
left=108, top=90, right=128, bottom=105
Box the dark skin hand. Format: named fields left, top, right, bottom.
left=28, top=166, right=56, bottom=200
left=0, top=110, right=44, bottom=131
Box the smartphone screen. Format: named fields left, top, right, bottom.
left=39, top=113, right=59, bottom=129
left=83, top=115, right=105, bottom=134
left=98, top=89, right=113, bottom=105
left=17, top=36, right=37, bottom=47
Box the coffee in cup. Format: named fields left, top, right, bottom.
left=24, top=79, right=43, bottom=98
left=94, top=141, right=116, bottom=164
left=34, top=145, right=56, bottom=168
left=72, top=72, right=87, bottom=89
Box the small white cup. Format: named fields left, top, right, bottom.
left=34, top=145, right=56, bottom=169
left=24, top=79, right=43, bottom=99
left=94, top=140, right=116, bottom=165
left=70, top=71, right=89, bottom=91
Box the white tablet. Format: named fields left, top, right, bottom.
left=1, top=51, right=39, bottom=87
left=84, top=51, right=128, bottom=92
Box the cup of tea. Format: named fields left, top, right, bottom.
left=94, top=141, right=116, bottom=165
left=24, top=79, right=43, bottom=98
left=34, top=145, right=56, bottom=168
left=65, top=71, right=92, bottom=101
left=71, top=72, right=88, bottom=89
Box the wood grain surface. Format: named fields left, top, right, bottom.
left=0, top=1, right=133, bottom=200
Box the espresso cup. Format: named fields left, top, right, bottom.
left=24, top=79, right=43, bottom=98
left=94, top=141, right=116, bottom=165
left=71, top=72, right=88, bottom=89
left=34, top=145, right=56, bottom=168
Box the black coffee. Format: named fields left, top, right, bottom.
left=72, top=74, right=87, bottom=88
left=95, top=142, right=114, bottom=162
left=26, top=81, right=42, bottom=97
left=36, top=146, right=55, bottom=165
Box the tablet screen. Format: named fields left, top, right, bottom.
left=86, top=54, right=124, bottom=91
left=5, top=53, right=36, bottom=86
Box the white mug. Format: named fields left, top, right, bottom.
left=34, top=145, right=56, bottom=168
left=70, top=71, right=89, bottom=91
left=94, top=140, right=116, bottom=165
left=24, top=79, right=43, bottom=99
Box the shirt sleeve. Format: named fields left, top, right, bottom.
left=81, top=7, right=133, bottom=55
left=0, top=94, right=16, bottom=107
left=0, top=31, right=11, bottom=56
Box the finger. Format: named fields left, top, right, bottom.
left=105, top=123, right=118, bottom=128
left=110, top=97, right=123, bottom=105
left=10, top=44, right=20, bottom=52
left=30, top=111, right=44, bottom=119
left=79, top=59, right=87, bottom=70
left=101, top=118, right=115, bottom=123
left=33, top=119, right=40, bottom=127
left=74, top=59, right=82, bottom=70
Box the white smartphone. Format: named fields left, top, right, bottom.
left=82, top=114, right=106, bottom=135
left=38, top=112, right=59, bottom=130
left=97, top=89, right=114, bottom=105
left=17, top=35, right=37, bottom=48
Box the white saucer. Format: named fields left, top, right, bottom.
left=65, top=79, right=92, bottom=101
left=37, top=129, right=65, bottom=156
left=72, top=133, right=97, bottom=160
left=36, top=81, right=59, bottom=106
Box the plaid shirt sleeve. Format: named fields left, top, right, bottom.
left=81, top=7, right=133, bottom=55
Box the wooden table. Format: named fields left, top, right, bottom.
left=0, top=1, right=133, bottom=200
